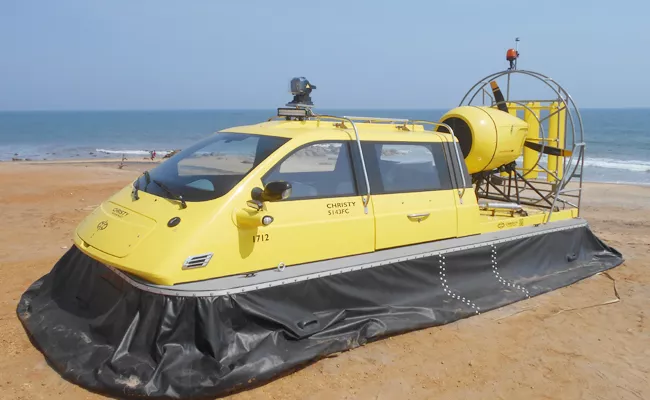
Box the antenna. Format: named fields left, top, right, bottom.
left=515, top=37, right=520, bottom=69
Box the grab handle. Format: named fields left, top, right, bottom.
left=407, top=213, right=430, bottom=222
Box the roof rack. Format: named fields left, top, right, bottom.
left=342, top=116, right=409, bottom=123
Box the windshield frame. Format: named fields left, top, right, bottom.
left=134, top=132, right=290, bottom=203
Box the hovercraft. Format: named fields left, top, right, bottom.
left=17, top=49, right=623, bottom=399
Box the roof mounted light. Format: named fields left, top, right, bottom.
left=277, top=107, right=308, bottom=119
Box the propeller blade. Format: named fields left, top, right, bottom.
left=524, top=141, right=573, bottom=157
left=490, top=81, right=508, bottom=113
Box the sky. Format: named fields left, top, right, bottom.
left=1, top=0, right=649, bottom=111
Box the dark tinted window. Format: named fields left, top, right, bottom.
left=443, top=140, right=473, bottom=189
left=362, top=141, right=453, bottom=194
left=263, top=141, right=357, bottom=200
left=136, top=132, right=289, bottom=202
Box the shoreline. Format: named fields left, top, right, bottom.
left=1, top=157, right=648, bottom=187
left=1, top=157, right=163, bottom=165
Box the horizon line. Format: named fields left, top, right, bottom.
left=2, top=106, right=650, bottom=113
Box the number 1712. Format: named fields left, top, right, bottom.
left=253, top=234, right=269, bottom=243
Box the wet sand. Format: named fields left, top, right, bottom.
left=0, top=161, right=648, bottom=400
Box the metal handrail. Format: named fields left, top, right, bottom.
left=546, top=142, right=585, bottom=223
left=343, top=117, right=468, bottom=196
left=343, top=116, right=409, bottom=123
left=408, top=120, right=467, bottom=200
left=429, top=129, right=465, bottom=199
left=269, top=113, right=467, bottom=202
left=313, top=115, right=371, bottom=212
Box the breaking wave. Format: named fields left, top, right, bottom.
left=516, top=155, right=649, bottom=173
left=582, top=158, right=650, bottom=172
left=96, top=149, right=172, bottom=157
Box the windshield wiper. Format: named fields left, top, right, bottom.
left=132, top=171, right=151, bottom=201
left=132, top=176, right=141, bottom=200
left=152, top=179, right=187, bottom=209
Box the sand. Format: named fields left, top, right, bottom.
left=0, top=161, right=648, bottom=400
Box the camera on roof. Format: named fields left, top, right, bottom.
left=287, top=77, right=316, bottom=106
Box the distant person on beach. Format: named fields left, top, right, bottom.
left=150, top=150, right=156, bottom=161
left=118, top=154, right=126, bottom=169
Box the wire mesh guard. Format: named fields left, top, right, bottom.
left=459, top=69, right=585, bottom=218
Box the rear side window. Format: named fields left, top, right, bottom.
left=263, top=141, right=357, bottom=200
left=362, top=142, right=453, bottom=194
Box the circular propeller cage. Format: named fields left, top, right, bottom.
left=459, top=69, right=586, bottom=215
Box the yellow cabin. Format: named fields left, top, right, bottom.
left=73, top=100, right=577, bottom=286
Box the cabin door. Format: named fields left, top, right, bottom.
left=362, top=141, right=459, bottom=249
left=241, top=140, right=375, bottom=269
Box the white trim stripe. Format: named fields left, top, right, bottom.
left=101, top=219, right=588, bottom=298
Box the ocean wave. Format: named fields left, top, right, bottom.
left=515, top=155, right=650, bottom=172
left=593, top=180, right=650, bottom=186
left=96, top=149, right=172, bottom=156
left=582, top=158, right=650, bottom=172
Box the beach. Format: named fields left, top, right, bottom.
left=1, top=160, right=648, bottom=400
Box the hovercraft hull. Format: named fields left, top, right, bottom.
left=16, top=218, right=622, bottom=399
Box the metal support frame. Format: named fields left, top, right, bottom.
left=460, top=69, right=585, bottom=222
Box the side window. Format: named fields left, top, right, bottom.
left=263, top=142, right=357, bottom=200
left=364, top=142, right=453, bottom=194
left=443, top=141, right=472, bottom=189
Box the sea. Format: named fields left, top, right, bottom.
left=1, top=108, right=649, bottom=185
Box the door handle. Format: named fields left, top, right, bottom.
left=407, top=213, right=430, bottom=222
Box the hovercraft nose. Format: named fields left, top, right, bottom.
left=76, top=200, right=156, bottom=258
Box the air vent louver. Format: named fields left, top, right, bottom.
left=182, top=253, right=213, bottom=270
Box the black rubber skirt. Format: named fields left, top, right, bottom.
left=16, top=224, right=622, bottom=399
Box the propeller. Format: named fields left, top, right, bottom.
left=489, top=80, right=572, bottom=157
left=490, top=81, right=509, bottom=113
left=522, top=141, right=572, bottom=157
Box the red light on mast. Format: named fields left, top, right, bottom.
left=506, top=48, right=519, bottom=62
left=506, top=39, right=520, bottom=70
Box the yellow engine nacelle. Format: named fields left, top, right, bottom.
left=437, top=106, right=529, bottom=174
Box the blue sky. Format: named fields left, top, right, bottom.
left=1, top=0, right=648, bottom=110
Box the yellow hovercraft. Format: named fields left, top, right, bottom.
left=17, top=52, right=622, bottom=399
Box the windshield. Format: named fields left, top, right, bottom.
left=135, top=132, right=289, bottom=202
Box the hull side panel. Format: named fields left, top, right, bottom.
left=16, top=225, right=622, bottom=399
